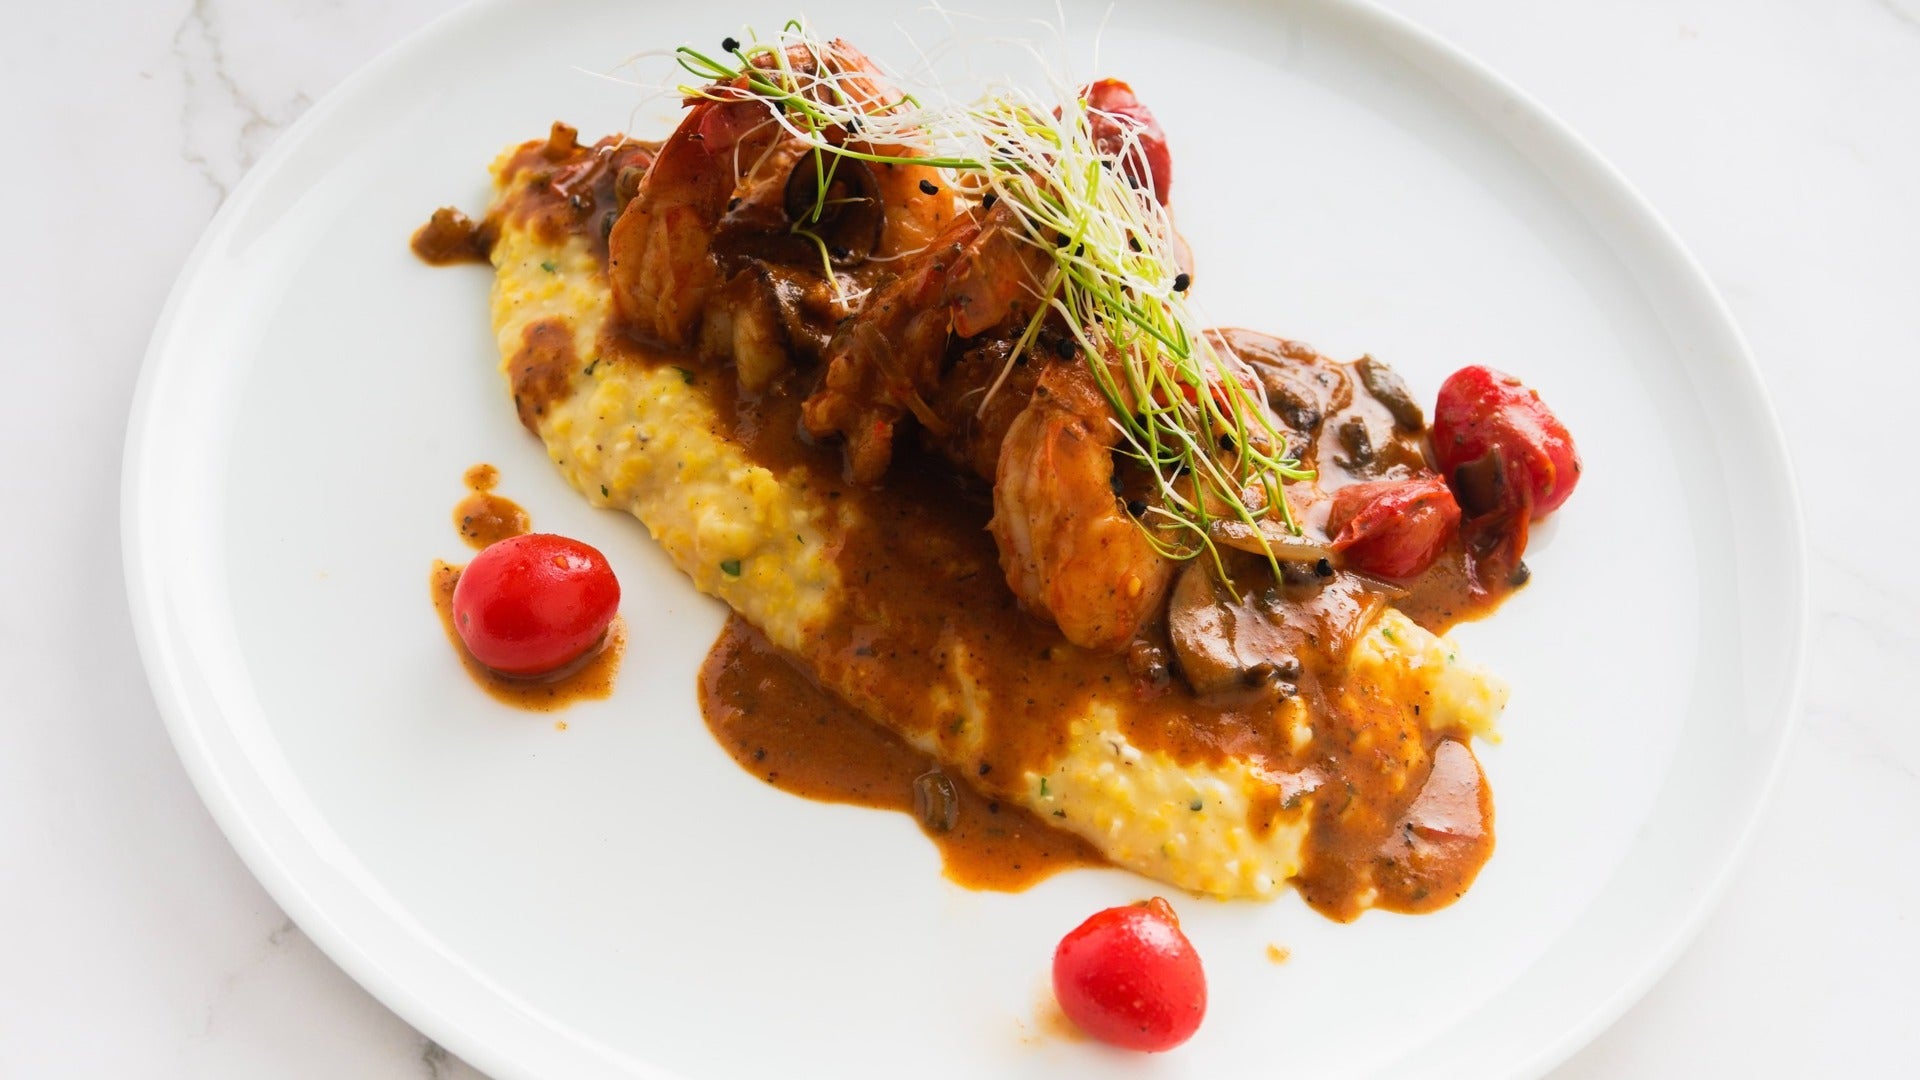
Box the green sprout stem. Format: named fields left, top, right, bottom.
left=670, top=24, right=1317, bottom=576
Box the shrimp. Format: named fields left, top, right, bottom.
left=800, top=202, right=1052, bottom=482
left=989, top=361, right=1176, bottom=653
left=609, top=40, right=956, bottom=366
left=607, top=78, right=788, bottom=349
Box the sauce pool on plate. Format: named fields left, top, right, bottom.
left=700, top=614, right=1104, bottom=892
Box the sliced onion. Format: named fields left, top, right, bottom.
left=913, top=771, right=959, bottom=834
left=1208, top=518, right=1335, bottom=563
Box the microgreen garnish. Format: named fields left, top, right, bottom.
left=670, top=21, right=1314, bottom=573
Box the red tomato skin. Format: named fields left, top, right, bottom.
left=1084, top=79, right=1174, bottom=205
left=1326, top=476, right=1462, bottom=579
left=451, top=534, right=620, bottom=677
left=1430, top=366, right=1581, bottom=519
left=1052, top=898, right=1207, bottom=1053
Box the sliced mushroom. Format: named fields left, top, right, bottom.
left=1335, top=415, right=1375, bottom=468
left=1167, top=560, right=1304, bottom=697
left=1355, top=355, right=1425, bottom=432
left=783, top=154, right=885, bottom=266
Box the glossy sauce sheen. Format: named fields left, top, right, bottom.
left=454, top=463, right=532, bottom=549
left=641, top=336, right=1499, bottom=918
left=700, top=615, right=1102, bottom=891
left=469, top=130, right=1515, bottom=916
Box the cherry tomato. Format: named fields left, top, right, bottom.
left=1430, top=366, right=1581, bottom=520
left=1052, top=898, right=1206, bottom=1052
left=1084, top=79, right=1173, bottom=205
left=451, top=533, right=620, bottom=677
left=1325, top=475, right=1461, bottom=579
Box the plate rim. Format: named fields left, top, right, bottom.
left=120, top=0, right=1809, bottom=1076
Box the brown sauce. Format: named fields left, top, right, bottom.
left=410, top=206, right=495, bottom=265
left=460, top=135, right=1514, bottom=917
left=454, top=463, right=530, bottom=549
left=508, top=319, right=580, bottom=434
left=700, top=615, right=1103, bottom=891
left=430, top=560, right=624, bottom=711
left=584, top=324, right=1498, bottom=918
left=1294, top=738, right=1494, bottom=920
left=413, top=122, right=660, bottom=269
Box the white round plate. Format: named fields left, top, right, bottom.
left=123, top=0, right=1804, bottom=1076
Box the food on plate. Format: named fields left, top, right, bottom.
left=699, top=613, right=1103, bottom=890
left=432, top=558, right=626, bottom=711
left=1431, top=364, right=1583, bottom=586
left=420, top=25, right=1580, bottom=916
left=431, top=470, right=627, bottom=710
left=451, top=533, right=621, bottom=677
left=1052, top=898, right=1207, bottom=1052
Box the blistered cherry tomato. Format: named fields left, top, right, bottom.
left=1326, top=475, right=1461, bottom=579
left=1084, top=79, right=1173, bottom=205
left=1052, top=898, right=1206, bottom=1052
left=1431, top=366, right=1581, bottom=520
left=451, top=533, right=620, bottom=677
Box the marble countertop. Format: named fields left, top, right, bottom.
left=3, top=0, right=1914, bottom=1074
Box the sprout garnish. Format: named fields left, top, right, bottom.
left=672, top=21, right=1314, bottom=575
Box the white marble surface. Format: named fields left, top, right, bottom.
left=1, top=0, right=1913, bottom=1074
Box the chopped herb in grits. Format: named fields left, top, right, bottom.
left=435, top=20, right=1584, bottom=931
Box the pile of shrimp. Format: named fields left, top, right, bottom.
left=606, top=36, right=1243, bottom=657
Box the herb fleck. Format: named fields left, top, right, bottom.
left=720, top=558, right=741, bottom=577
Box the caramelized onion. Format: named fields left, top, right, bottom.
left=1208, top=519, right=1335, bottom=564
left=913, top=770, right=959, bottom=833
